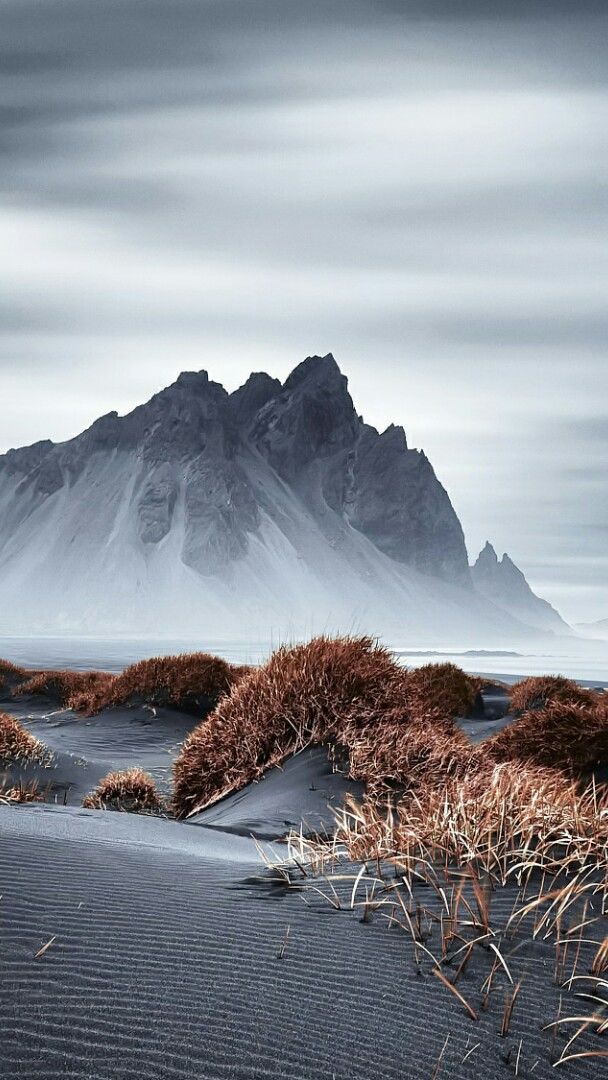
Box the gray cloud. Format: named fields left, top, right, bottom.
left=1, top=0, right=607, bottom=623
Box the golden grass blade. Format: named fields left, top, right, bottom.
left=34, top=935, right=57, bottom=959
left=433, top=968, right=478, bottom=1020
left=553, top=1050, right=608, bottom=1067
left=488, top=941, right=513, bottom=985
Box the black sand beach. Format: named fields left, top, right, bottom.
left=0, top=667, right=606, bottom=1079
left=0, top=809, right=602, bottom=1079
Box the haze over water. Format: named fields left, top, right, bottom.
left=0, top=635, right=605, bottom=685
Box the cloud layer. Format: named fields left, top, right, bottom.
left=2, top=0, right=607, bottom=622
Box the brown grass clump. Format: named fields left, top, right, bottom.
left=14, top=669, right=113, bottom=707
left=486, top=696, right=608, bottom=773
left=82, top=768, right=164, bottom=813
left=0, top=779, right=45, bottom=804
left=0, top=659, right=27, bottom=692
left=278, top=756, right=608, bottom=1069
left=406, top=662, right=481, bottom=721
left=1, top=660, right=113, bottom=712
left=172, top=641, right=492, bottom=817
left=249, top=649, right=608, bottom=1072
left=71, top=652, right=248, bottom=716
left=347, top=711, right=481, bottom=796
left=509, top=674, right=595, bottom=713
left=173, top=636, right=411, bottom=817
left=334, top=763, right=608, bottom=873
left=0, top=711, right=43, bottom=762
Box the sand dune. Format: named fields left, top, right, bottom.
left=0, top=792, right=600, bottom=1080
left=1, top=701, right=194, bottom=805
left=0, top=669, right=605, bottom=1078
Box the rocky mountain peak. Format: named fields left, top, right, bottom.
left=157, top=369, right=227, bottom=407
left=229, top=372, right=282, bottom=428
left=501, top=553, right=519, bottom=572
left=476, top=541, right=499, bottom=566
left=282, top=353, right=344, bottom=393
left=1, top=439, right=54, bottom=477
left=471, top=543, right=570, bottom=635
left=170, top=369, right=230, bottom=398
left=0, top=353, right=533, bottom=633
left=378, top=424, right=408, bottom=452
left=249, top=354, right=359, bottom=483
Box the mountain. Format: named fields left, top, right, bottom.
left=575, top=617, right=608, bottom=640
left=0, top=354, right=545, bottom=641
left=471, top=542, right=571, bottom=635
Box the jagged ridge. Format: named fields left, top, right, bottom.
left=471, top=542, right=570, bottom=635
left=0, top=355, right=551, bottom=639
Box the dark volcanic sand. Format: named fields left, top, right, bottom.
left=1, top=700, right=195, bottom=805
left=1, top=800, right=603, bottom=1079
left=0, top=686, right=605, bottom=1078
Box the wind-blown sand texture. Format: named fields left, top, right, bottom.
left=0, top=795, right=603, bottom=1079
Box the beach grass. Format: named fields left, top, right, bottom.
left=83, top=767, right=164, bottom=813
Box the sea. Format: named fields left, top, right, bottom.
left=0, top=634, right=605, bottom=686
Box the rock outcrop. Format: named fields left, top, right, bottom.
left=471, top=542, right=571, bottom=635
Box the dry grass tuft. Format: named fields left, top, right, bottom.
left=487, top=696, right=608, bottom=773
left=1, top=658, right=114, bottom=712
left=0, top=710, right=44, bottom=762
left=173, top=635, right=411, bottom=817
left=173, top=635, right=605, bottom=820
left=0, top=659, right=26, bottom=690
left=70, top=652, right=248, bottom=716
left=1, top=651, right=247, bottom=718
left=0, top=778, right=45, bottom=804
left=509, top=675, right=596, bottom=713
left=83, top=767, right=164, bottom=813
left=236, top=640, right=608, bottom=1070
left=14, top=669, right=113, bottom=707
left=347, top=712, right=480, bottom=796
left=406, top=662, right=481, bottom=721
left=173, top=642, right=490, bottom=817
left=334, top=764, right=608, bottom=876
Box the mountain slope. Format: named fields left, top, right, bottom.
left=0, top=355, right=537, bottom=641
left=471, top=542, right=571, bottom=635
left=576, top=617, right=608, bottom=640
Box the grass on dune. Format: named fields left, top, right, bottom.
left=14, top=669, right=113, bottom=707
left=173, top=635, right=606, bottom=818
left=275, top=766, right=608, bottom=1067
left=0, top=659, right=27, bottom=689
left=0, top=710, right=44, bottom=763
left=347, top=713, right=482, bottom=796
left=0, top=778, right=45, bottom=804
left=256, top=650, right=608, bottom=1072
left=1, top=659, right=113, bottom=710
left=509, top=674, right=597, bottom=713
left=173, top=636, right=410, bottom=816
left=1, top=651, right=249, bottom=718
left=172, top=637, right=484, bottom=818
left=5, top=636, right=608, bottom=1063
left=332, top=764, right=608, bottom=873
left=68, top=653, right=250, bottom=715
left=50, top=633, right=604, bottom=1069
left=487, top=696, right=608, bottom=773
left=82, top=768, right=164, bottom=813
left=405, top=661, right=481, bottom=721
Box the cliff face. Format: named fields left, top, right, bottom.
left=471, top=542, right=571, bottom=635
left=246, top=355, right=470, bottom=583
left=0, top=354, right=534, bottom=639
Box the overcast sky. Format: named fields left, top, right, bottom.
left=1, top=0, right=606, bottom=623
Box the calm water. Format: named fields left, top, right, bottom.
left=0, top=634, right=605, bottom=685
